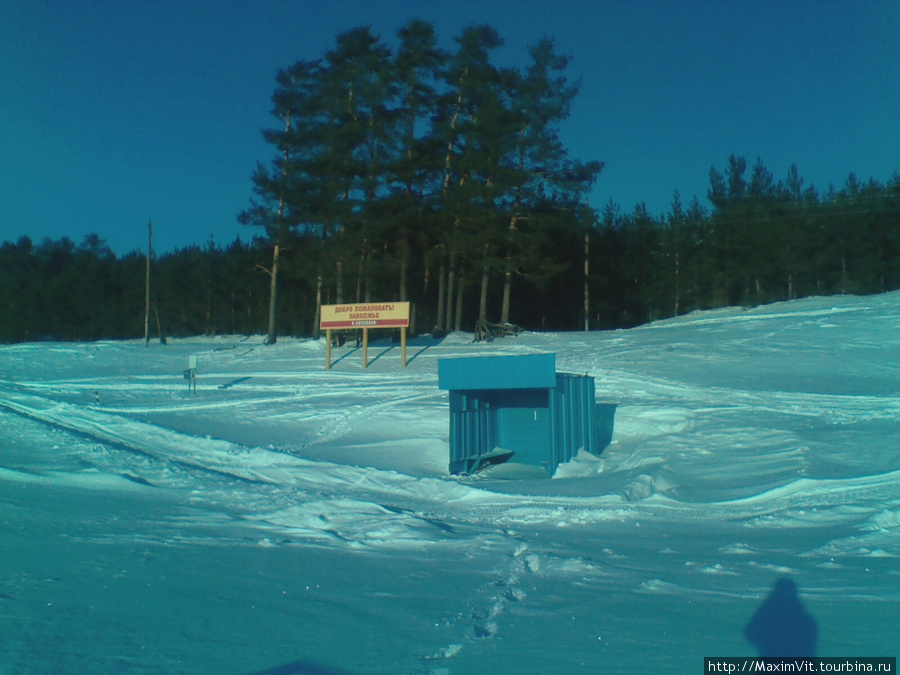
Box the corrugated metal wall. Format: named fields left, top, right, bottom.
left=448, top=392, right=496, bottom=474
left=550, top=373, right=597, bottom=473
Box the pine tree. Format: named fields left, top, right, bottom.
left=314, top=28, right=394, bottom=311
left=239, top=60, right=322, bottom=344
left=433, top=24, right=505, bottom=333
left=389, top=20, right=446, bottom=312
left=499, top=37, right=602, bottom=326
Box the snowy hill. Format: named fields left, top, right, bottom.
left=1, top=292, right=899, bottom=673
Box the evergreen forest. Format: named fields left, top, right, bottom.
left=2, top=21, right=899, bottom=345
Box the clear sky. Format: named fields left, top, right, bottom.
left=2, top=0, right=898, bottom=255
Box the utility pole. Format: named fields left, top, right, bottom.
left=584, top=228, right=590, bottom=331
left=144, top=220, right=152, bottom=348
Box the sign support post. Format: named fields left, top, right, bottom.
left=319, top=302, right=410, bottom=370
left=325, top=329, right=333, bottom=370
left=401, top=326, right=407, bottom=368
left=362, top=328, right=369, bottom=368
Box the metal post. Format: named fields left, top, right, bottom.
left=144, top=221, right=152, bottom=347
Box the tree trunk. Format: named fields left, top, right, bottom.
left=474, top=257, right=490, bottom=341
left=205, top=279, right=213, bottom=336
left=500, top=268, right=512, bottom=325
left=583, top=230, right=590, bottom=331
left=266, top=243, right=279, bottom=344
left=230, top=291, right=236, bottom=335
left=445, top=251, right=456, bottom=331
left=841, top=247, right=847, bottom=294
left=265, top=112, right=293, bottom=346
left=478, top=261, right=489, bottom=324
left=312, top=270, right=323, bottom=338
left=363, top=248, right=372, bottom=303
left=454, top=267, right=465, bottom=332
left=477, top=243, right=490, bottom=335
left=500, top=214, right=517, bottom=325
left=336, top=259, right=344, bottom=304
left=673, top=249, right=680, bottom=316
left=399, top=236, right=409, bottom=302
left=435, top=253, right=446, bottom=332
left=442, top=69, right=467, bottom=192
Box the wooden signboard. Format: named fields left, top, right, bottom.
left=320, top=302, right=410, bottom=369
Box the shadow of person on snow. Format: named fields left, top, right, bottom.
left=745, top=576, right=817, bottom=657
left=246, top=661, right=354, bottom=675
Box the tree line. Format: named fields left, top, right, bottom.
left=595, top=161, right=900, bottom=328
left=0, top=235, right=271, bottom=343
left=1, top=21, right=898, bottom=344
left=2, top=157, right=897, bottom=344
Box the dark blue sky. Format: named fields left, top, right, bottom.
left=3, top=0, right=898, bottom=254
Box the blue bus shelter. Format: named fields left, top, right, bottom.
left=438, top=353, right=615, bottom=476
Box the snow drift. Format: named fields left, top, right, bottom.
left=1, top=292, right=898, bottom=673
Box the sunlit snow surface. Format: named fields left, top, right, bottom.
left=2, top=293, right=899, bottom=673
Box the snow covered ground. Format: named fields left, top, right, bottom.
left=1, top=292, right=899, bottom=674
